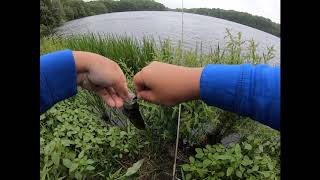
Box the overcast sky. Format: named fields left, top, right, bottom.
left=155, top=0, right=280, bottom=23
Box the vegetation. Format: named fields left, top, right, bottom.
left=40, top=29, right=280, bottom=179
left=40, top=0, right=167, bottom=36
left=175, top=8, right=280, bottom=37
left=181, top=124, right=280, bottom=179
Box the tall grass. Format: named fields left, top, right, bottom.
left=40, top=30, right=279, bottom=179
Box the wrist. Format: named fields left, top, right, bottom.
left=188, top=67, right=203, bottom=100
left=180, top=67, right=203, bottom=102
left=72, top=51, right=93, bottom=73
left=72, top=51, right=93, bottom=85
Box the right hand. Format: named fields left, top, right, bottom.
left=133, top=61, right=203, bottom=106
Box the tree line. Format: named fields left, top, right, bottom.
left=40, top=0, right=280, bottom=37
left=175, top=8, right=280, bottom=37
left=40, top=0, right=166, bottom=36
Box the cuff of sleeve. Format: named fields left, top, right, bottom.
left=40, top=49, right=77, bottom=105
left=200, top=64, right=243, bottom=112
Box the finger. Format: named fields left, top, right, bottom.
left=96, top=88, right=116, bottom=107
left=137, top=90, right=157, bottom=104
left=107, top=87, right=124, bottom=108
left=133, top=71, right=146, bottom=92
left=113, top=80, right=130, bottom=101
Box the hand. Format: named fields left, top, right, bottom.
left=133, top=61, right=203, bottom=106
left=73, top=51, right=131, bottom=108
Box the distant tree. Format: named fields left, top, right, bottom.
left=51, top=0, right=65, bottom=24
left=87, top=1, right=108, bottom=15
left=63, top=5, right=75, bottom=21
left=180, top=8, right=280, bottom=37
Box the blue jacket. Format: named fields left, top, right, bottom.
left=40, top=50, right=280, bottom=130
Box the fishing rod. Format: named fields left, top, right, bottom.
left=172, top=0, right=184, bottom=179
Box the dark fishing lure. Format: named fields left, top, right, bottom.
left=122, top=94, right=146, bottom=130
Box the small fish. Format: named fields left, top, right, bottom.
left=123, top=93, right=146, bottom=130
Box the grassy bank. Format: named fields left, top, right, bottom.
left=40, top=30, right=280, bottom=179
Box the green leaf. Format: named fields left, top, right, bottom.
left=241, top=156, right=253, bottom=166
left=69, top=163, right=78, bottom=172
left=235, top=144, right=241, bottom=156
left=51, top=152, right=60, bottom=166
left=195, top=153, right=204, bottom=159
left=259, top=145, right=264, bottom=152
left=254, top=155, right=262, bottom=160
left=120, top=131, right=127, bottom=137
left=78, top=151, right=85, bottom=159
left=205, top=145, right=212, bottom=151
left=110, top=140, right=116, bottom=147
left=195, top=148, right=203, bottom=155
left=252, top=165, right=259, bottom=171
left=57, top=176, right=66, bottom=180
left=267, top=162, right=274, bottom=170
left=63, top=159, right=72, bottom=169
left=86, top=165, right=95, bottom=171
left=227, top=167, right=234, bottom=176
left=244, top=143, right=252, bottom=150
left=260, top=171, right=271, bottom=177
left=239, top=165, right=245, bottom=173
left=203, top=159, right=211, bottom=167
left=40, top=114, right=46, bottom=120
left=182, top=164, right=191, bottom=171
left=195, top=148, right=204, bottom=159
left=242, top=159, right=253, bottom=166
left=61, top=139, right=73, bottom=146
left=44, top=142, right=55, bottom=155
left=186, top=173, right=192, bottom=180
left=87, top=159, right=94, bottom=164
left=217, top=172, right=225, bottom=177
left=75, top=172, right=82, bottom=180
left=236, top=170, right=242, bottom=178
left=217, top=155, right=231, bottom=160
left=189, top=156, right=195, bottom=163
left=124, top=159, right=144, bottom=177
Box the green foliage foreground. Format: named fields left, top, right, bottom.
left=40, top=30, right=280, bottom=179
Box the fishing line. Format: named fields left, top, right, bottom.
left=172, top=0, right=184, bottom=179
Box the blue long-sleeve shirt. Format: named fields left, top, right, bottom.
left=200, top=64, right=280, bottom=130
left=40, top=50, right=280, bottom=130
left=40, top=50, right=77, bottom=113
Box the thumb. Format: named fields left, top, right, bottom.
left=137, top=90, right=157, bottom=103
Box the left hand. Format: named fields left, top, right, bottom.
left=73, top=51, right=132, bottom=108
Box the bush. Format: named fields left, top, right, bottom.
left=40, top=90, right=144, bottom=179
left=182, top=135, right=280, bottom=180
left=40, top=24, right=50, bottom=37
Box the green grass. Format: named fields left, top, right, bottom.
left=40, top=29, right=279, bottom=179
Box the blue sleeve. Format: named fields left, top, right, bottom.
left=200, top=64, right=280, bottom=130
left=40, top=49, right=77, bottom=114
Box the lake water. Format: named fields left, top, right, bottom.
left=56, top=11, right=280, bottom=65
